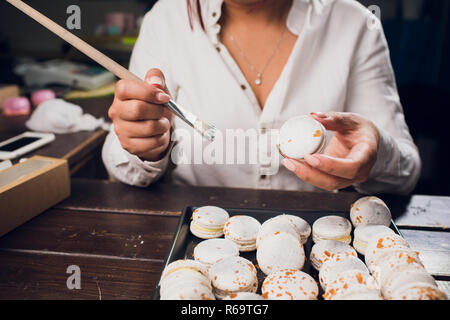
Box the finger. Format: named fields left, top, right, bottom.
left=115, top=79, right=170, bottom=104
left=282, top=158, right=353, bottom=191
left=304, top=142, right=376, bottom=180
left=119, top=131, right=170, bottom=157
left=310, top=112, right=359, bottom=132
left=114, top=117, right=171, bottom=138
left=144, top=68, right=169, bottom=94
left=117, top=99, right=165, bottom=121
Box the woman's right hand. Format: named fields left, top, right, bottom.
left=108, top=68, right=173, bottom=161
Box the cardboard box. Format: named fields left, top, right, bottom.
left=0, top=155, right=70, bottom=237
left=0, top=85, right=20, bottom=109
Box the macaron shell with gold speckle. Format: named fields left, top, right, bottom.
left=262, top=269, right=318, bottom=300
left=310, top=239, right=357, bottom=271
left=312, top=215, right=352, bottom=244
left=278, top=115, right=326, bottom=161
left=193, top=238, right=240, bottom=266
left=350, top=196, right=392, bottom=227
left=209, top=256, right=258, bottom=299
left=319, top=255, right=369, bottom=291
left=190, top=206, right=230, bottom=239
left=256, top=232, right=305, bottom=275
left=223, top=215, right=261, bottom=252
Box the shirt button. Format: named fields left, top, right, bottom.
left=260, top=175, right=267, bottom=180
left=212, top=12, right=217, bottom=17
left=216, top=46, right=221, bottom=52
left=240, top=84, right=246, bottom=90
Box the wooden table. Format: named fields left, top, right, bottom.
left=0, top=96, right=112, bottom=177
left=0, top=179, right=448, bottom=299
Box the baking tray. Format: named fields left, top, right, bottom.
left=152, top=206, right=402, bottom=300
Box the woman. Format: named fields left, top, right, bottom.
left=102, top=0, right=421, bottom=194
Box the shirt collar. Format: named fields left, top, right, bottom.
left=200, top=0, right=319, bottom=37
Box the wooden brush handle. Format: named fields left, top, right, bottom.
left=6, top=0, right=142, bottom=83
left=5, top=0, right=212, bottom=137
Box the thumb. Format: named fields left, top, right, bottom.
left=145, top=68, right=169, bottom=94
left=145, top=68, right=173, bottom=122
left=310, top=111, right=359, bottom=132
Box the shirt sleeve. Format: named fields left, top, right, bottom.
left=102, top=3, right=175, bottom=187
left=344, top=16, right=421, bottom=195
left=102, top=126, right=173, bottom=187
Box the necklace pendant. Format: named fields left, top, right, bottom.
left=255, top=74, right=262, bottom=86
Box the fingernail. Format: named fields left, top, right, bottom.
left=282, top=159, right=297, bottom=172
left=304, top=154, right=321, bottom=167
left=311, top=112, right=328, bottom=118
left=157, top=91, right=170, bottom=101
left=148, top=76, right=164, bottom=87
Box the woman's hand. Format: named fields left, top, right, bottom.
left=281, top=112, right=380, bottom=191
left=108, top=68, right=173, bottom=162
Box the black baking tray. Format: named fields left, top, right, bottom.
left=151, top=206, right=402, bottom=300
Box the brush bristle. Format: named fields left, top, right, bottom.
left=194, top=120, right=217, bottom=141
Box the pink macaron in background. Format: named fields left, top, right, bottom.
left=31, top=89, right=56, bottom=107
left=2, top=96, right=31, bottom=116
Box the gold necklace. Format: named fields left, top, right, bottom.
left=228, top=25, right=286, bottom=86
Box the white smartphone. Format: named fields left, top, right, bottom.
left=0, top=131, right=55, bottom=160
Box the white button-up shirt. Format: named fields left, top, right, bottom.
left=102, top=0, right=421, bottom=194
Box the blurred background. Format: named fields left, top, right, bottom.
left=0, top=0, right=448, bottom=195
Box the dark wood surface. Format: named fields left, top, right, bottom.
left=0, top=178, right=448, bottom=299
left=0, top=96, right=112, bottom=172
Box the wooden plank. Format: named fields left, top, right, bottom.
left=400, top=229, right=450, bottom=278
left=0, top=250, right=162, bottom=299
left=57, top=179, right=361, bottom=216
left=389, top=195, right=450, bottom=229
left=0, top=209, right=179, bottom=261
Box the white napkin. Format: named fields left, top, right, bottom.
left=26, top=99, right=110, bottom=134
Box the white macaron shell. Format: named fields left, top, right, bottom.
left=160, top=268, right=211, bottom=296
left=256, top=218, right=300, bottom=248
left=312, top=215, right=352, bottom=243
left=310, top=240, right=357, bottom=271
left=350, top=196, right=392, bottom=227
left=262, top=269, right=318, bottom=300
left=190, top=220, right=224, bottom=239
left=364, top=232, right=410, bottom=272
left=192, top=206, right=229, bottom=228
left=319, top=255, right=369, bottom=291
left=332, top=291, right=383, bottom=300
left=323, top=269, right=380, bottom=300
left=353, top=225, right=395, bottom=255
left=278, top=115, right=326, bottom=160
left=160, top=281, right=215, bottom=300
left=160, top=259, right=210, bottom=282
left=371, top=250, right=424, bottom=287
left=391, top=283, right=447, bottom=300
left=194, top=238, right=240, bottom=266
left=224, top=215, right=261, bottom=244
left=257, top=232, right=305, bottom=275
left=381, top=268, right=438, bottom=300
left=272, top=214, right=311, bottom=242
left=223, top=292, right=266, bottom=300
left=209, top=256, right=257, bottom=294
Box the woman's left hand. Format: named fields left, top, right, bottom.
left=281, top=112, right=380, bottom=191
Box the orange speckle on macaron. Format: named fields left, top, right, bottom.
left=313, top=130, right=322, bottom=137
left=356, top=273, right=363, bottom=284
